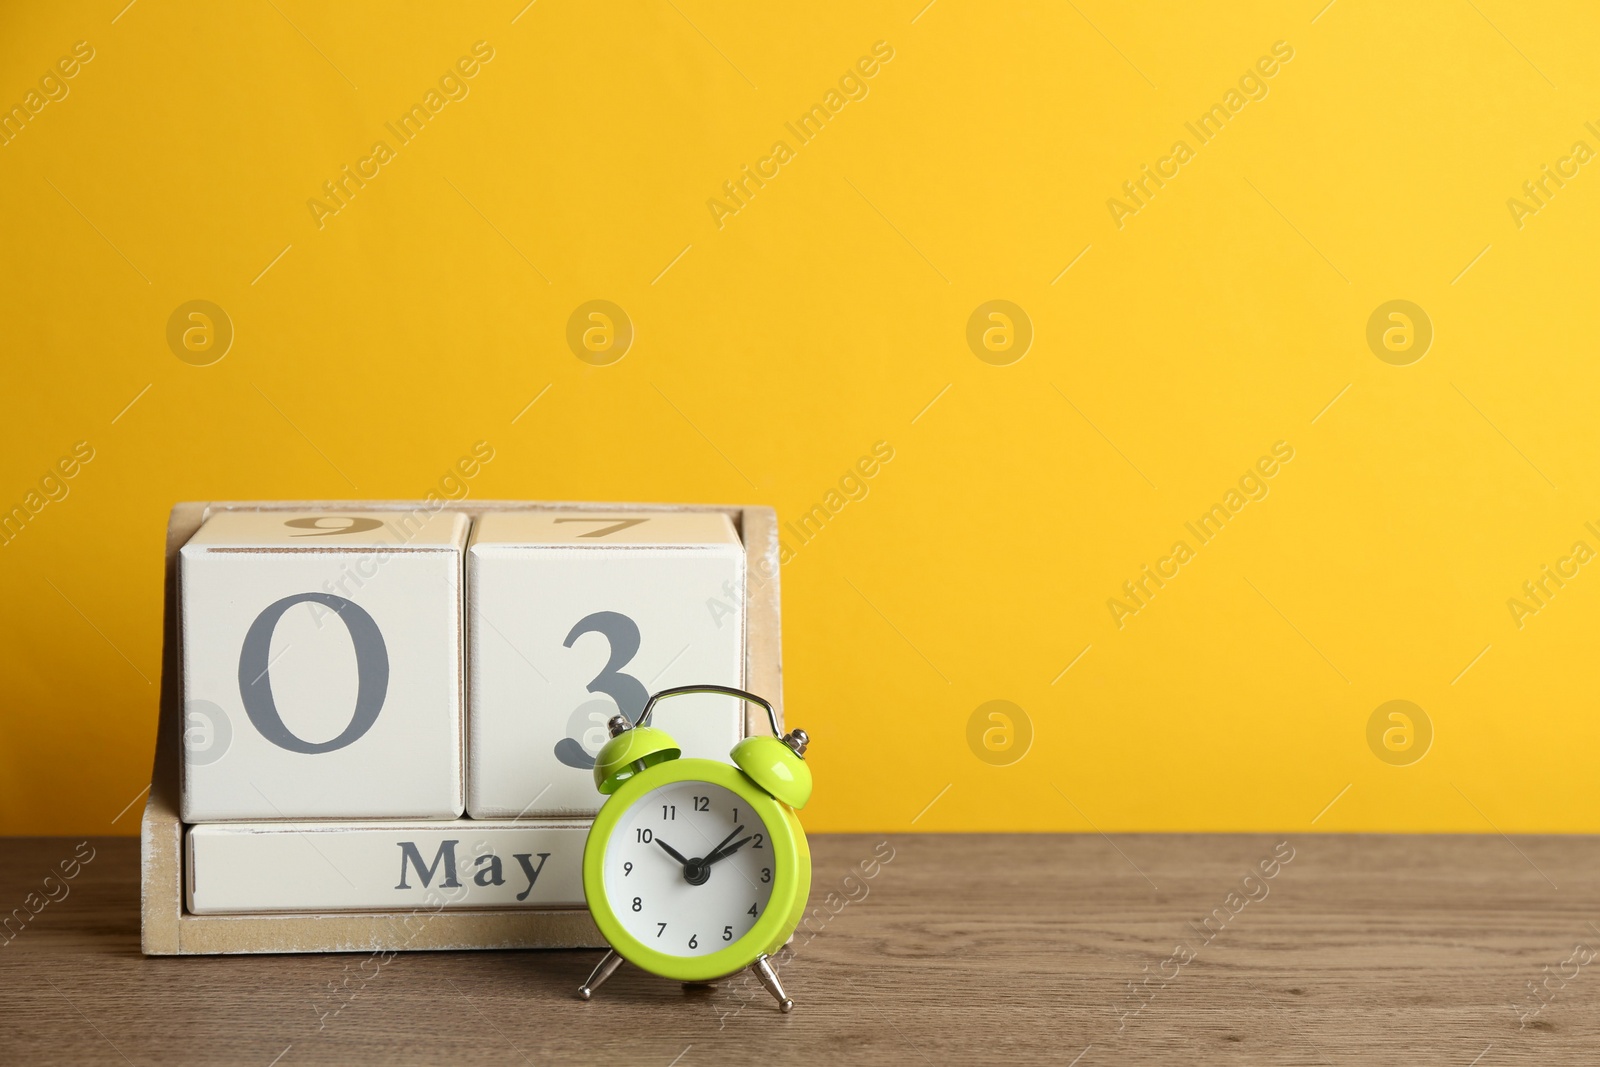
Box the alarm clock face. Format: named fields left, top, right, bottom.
left=603, top=779, right=776, bottom=957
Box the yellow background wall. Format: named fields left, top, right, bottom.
left=4, top=1, right=1598, bottom=836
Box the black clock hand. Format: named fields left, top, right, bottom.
left=657, top=825, right=748, bottom=887
left=654, top=838, right=693, bottom=868
left=701, top=835, right=753, bottom=868
left=699, top=824, right=744, bottom=864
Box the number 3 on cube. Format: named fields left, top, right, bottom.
left=467, top=512, right=748, bottom=819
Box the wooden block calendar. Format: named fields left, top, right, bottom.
left=141, top=500, right=784, bottom=955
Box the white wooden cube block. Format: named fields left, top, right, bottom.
left=180, top=509, right=468, bottom=821
left=467, top=511, right=746, bottom=818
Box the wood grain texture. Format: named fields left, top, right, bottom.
left=8, top=833, right=1600, bottom=1064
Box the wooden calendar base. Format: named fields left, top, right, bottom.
left=141, top=500, right=784, bottom=955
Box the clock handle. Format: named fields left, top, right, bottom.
left=635, top=684, right=783, bottom=738
left=633, top=684, right=813, bottom=807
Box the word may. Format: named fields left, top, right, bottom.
left=1114, top=840, right=1294, bottom=1030
left=310, top=440, right=494, bottom=622
left=1507, top=123, right=1600, bottom=230
left=778, top=440, right=895, bottom=562
left=1108, top=41, right=1295, bottom=229
left=308, top=42, right=495, bottom=229
left=716, top=840, right=895, bottom=1027
left=1, top=440, right=96, bottom=548
left=707, top=41, right=895, bottom=230
left=1108, top=440, right=1294, bottom=628
left=1, top=841, right=95, bottom=945
left=394, top=839, right=550, bottom=901
left=1511, top=940, right=1595, bottom=1030
left=1, top=40, right=94, bottom=148
left=1506, top=525, right=1600, bottom=629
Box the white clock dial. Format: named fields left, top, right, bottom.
left=604, top=780, right=776, bottom=957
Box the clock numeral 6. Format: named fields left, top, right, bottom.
left=688, top=934, right=698, bottom=949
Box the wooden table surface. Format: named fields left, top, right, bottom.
left=3, top=832, right=1599, bottom=1065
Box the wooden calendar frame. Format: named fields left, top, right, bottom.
left=141, top=500, right=783, bottom=955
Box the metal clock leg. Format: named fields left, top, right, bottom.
left=751, top=953, right=793, bottom=1013
left=578, top=949, right=624, bottom=1000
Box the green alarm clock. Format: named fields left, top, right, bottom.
left=577, top=684, right=813, bottom=1012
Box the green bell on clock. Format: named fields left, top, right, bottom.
left=592, top=724, right=680, bottom=794
left=730, top=731, right=811, bottom=809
